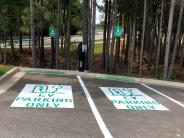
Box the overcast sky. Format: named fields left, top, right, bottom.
left=96, top=0, right=103, bottom=24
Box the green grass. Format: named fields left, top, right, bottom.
left=94, top=43, right=103, bottom=54
left=96, top=28, right=103, bottom=32
left=13, top=35, right=29, bottom=40
left=0, top=65, right=14, bottom=76
left=95, top=39, right=103, bottom=42
left=2, top=41, right=102, bottom=55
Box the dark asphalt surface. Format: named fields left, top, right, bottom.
left=0, top=72, right=184, bottom=138
left=0, top=73, right=103, bottom=138
left=149, top=85, right=184, bottom=105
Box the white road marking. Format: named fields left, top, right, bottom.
left=100, top=87, right=169, bottom=110
left=0, top=72, right=25, bottom=95
left=141, top=83, right=184, bottom=108
left=11, top=84, right=74, bottom=108
left=77, top=76, right=113, bottom=138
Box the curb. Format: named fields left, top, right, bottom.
left=136, top=78, right=184, bottom=89
left=20, top=67, right=184, bottom=89
left=21, top=67, right=65, bottom=75
left=0, top=67, right=20, bottom=82
left=95, top=74, right=134, bottom=82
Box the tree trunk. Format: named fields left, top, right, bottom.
left=121, top=18, right=126, bottom=65
left=128, top=20, right=132, bottom=76
left=37, top=31, right=41, bottom=67
left=109, top=0, right=117, bottom=73
left=168, top=0, right=184, bottom=79
left=56, top=0, right=61, bottom=69
left=51, top=37, right=55, bottom=68
left=64, top=0, right=71, bottom=70
left=124, top=20, right=130, bottom=65
left=161, top=33, right=167, bottom=63
left=0, top=44, right=2, bottom=63
left=116, top=37, right=121, bottom=64
left=30, top=0, right=37, bottom=67
left=139, top=0, right=147, bottom=77
left=4, top=39, right=7, bottom=64
left=10, top=31, right=16, bottom=60
left=19, top=32, right=23, bottom=53
left=61, top=8, right=66, bottom=50
left=90, top=0, right=96, bottom=70
left=180, top=41, right=184, bottom=66
left=109, top=36, right=115, bottom=73
left=155, top=0, right=164, bottom=77
left=105, top=0, right=112, bottom=73
left=148, top=26, right=156, bottom=68
left=130, top=17, right=136, bottom=75
left=40, top=32, right=44, bottom=64
left=117, top=15, right=122, bottom=65
left=29, top=32, right=31, bottom=53
left=83, top=0, right=89, bottom=70
left=103, top=0, right=108, bottom=70
left=176, top=35, right=182, bottom=59
left=163, top=0, right=176, bottom=80
left=88, top=0, right=92, bottom=70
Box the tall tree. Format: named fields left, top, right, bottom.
left=87, top=0, right=92, bottom=70
left=180, top=41, right=184, bottom=66
left=64, top=0, right=71, bottom=70
left=168, top=0, right=184, bottom=79
left=83, top=0, right=89, bottom=70
left=109, top=0, right=117, bottom=73
left=155, top=0, right=164, bottom=77
left=56, top=0, right=61, bottom=69
left=139, top=0, right=147, bottom=77
left=105, top=0, right=112, bottom=73
left=163, top=0, right=176, bottom=80
left=90, top=0, right=96, bottom=70
left=30, top=0, right=37, bottom=67
left=102, top=0, right=108, bottom=70
left=130, top=17, right=136, bottom=75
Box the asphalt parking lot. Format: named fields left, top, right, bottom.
left=0, top=71, right=184, bottom=138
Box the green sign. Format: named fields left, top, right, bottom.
left=114, top=26, right=123, bottom=38
left=49, top=26, right=56, bottom=37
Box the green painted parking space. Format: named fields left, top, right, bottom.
left=95, top=74, right=135, bottom=82
left=22, top=68, right=65, bottom=75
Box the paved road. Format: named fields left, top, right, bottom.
left=3, top=33, right=103, bottom=47
left=0, top=71, right=184, bottom=138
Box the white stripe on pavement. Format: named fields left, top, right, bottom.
left=141, top=83, right=184, bottom=108
left=77, top=75, right=113, bottom=138
left=0, top=72, right=25, bottom=95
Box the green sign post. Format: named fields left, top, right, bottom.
left=49, top=26, right=56, bottom=38
left=114, top=26, right=123, bottom=38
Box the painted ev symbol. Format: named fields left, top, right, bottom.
left=108, top=88, right=142, bottom=100
left=31, top=85, right=63, bottom=93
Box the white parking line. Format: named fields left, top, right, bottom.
left=0, top=72, right=25, bottom=95
left=141, top=83, right=184, bottom=108
left=77, top=76, right=113, bottom=138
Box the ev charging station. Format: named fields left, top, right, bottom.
left=77, top=42, right=87, bottom=72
